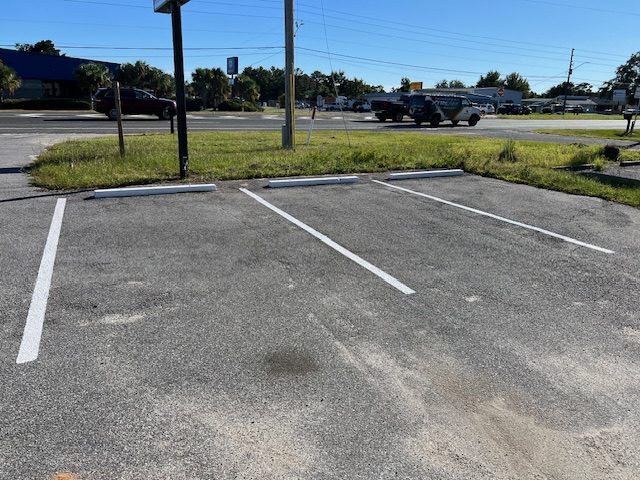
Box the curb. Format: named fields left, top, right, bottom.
left=94, top=184, right=217, bottom=198
left=388, top=169, right=464, bottom=180
left=268, top=176, right=360, bottom=188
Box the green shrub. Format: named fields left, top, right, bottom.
left=186, top=98, right=204, bottom=111
left=603, top=145, right=620, bottom=160
left=217, top=98, right=263, bottom=112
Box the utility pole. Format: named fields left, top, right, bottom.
left=562, top=48, right=574, bottom=116
left=283, top=0, right=295, bottom=149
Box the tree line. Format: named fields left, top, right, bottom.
left=4, top=40, right=640, bottom=107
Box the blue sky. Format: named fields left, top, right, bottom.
left=1, top=0, right=639, bottom=94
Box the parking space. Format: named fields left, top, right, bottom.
left=2, top=173, right=640, bottom=478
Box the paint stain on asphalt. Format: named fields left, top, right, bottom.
left=265, top=349, right=319, bottom=375
left=51, top=474, right=80, bottom=480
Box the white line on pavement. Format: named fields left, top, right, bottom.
left=372, top=180, right=614, bottom=254
left=240, top=188, right=415, bottom=295
left=16, top=198, right=67, bottom=364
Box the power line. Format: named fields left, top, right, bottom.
left=521, top=0, right=640, bottom=17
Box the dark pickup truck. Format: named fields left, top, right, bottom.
left=371, top=95, right=411, bottom=122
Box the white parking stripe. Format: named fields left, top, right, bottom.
left=373, top=180, right=614, bottom=254
left=240, top=188, right=415, bottom=295
left=16, top=199, right=67, bottom=364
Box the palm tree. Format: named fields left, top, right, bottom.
left=237, top=74, right=260, bottom=102
left=191, top=67, right=215, bottom=108
left=190, top=67, right=230, bottom=109
left=211, top=68, right=231, bottom=108
left=74, top=62, right=112, bottom=99
left=0, top=61, right=22, bottom=108
left=146, top=67, right=174, bottom=98
left=116, top=60, right=152, bottom=88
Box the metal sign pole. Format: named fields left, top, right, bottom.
left=170, top=2, right=189, bottom=178
left=156, top=0, right=191, bottom=177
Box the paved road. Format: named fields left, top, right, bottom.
left=1, top=111, right=639, bottom=148
left=2, top=133, right=640, bottom=479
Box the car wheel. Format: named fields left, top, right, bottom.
left=159, top=107, right=173, bottom=120
left=393, top=112, right=404, bottom=122
left=468, top=115, right=480, bottom=126
left=430, top=115, right=440, bottom=127
left=108, top=108, right=118, bottom=120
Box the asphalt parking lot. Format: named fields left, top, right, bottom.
left=2, top=135, right=640, bottom=479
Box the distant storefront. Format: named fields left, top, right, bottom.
left=0, top=48, right=118, bottom=99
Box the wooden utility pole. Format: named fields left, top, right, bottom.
left=283, top=0, right=295, bottom=149
left=562, top=48, right=574, bottom=116
left=113, top=81, right=125, bottom=157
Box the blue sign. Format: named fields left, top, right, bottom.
left=227, top=57, right=239, bottom=76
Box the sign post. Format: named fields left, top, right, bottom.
left=613, top=89, right=626, bottom=114
left=154, top=0, right=190, bottom=179
left=227, top=57, right=238, bottom=98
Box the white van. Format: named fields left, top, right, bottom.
left=475, top=103, right=495, bottom=115
left=408, top=94, right=482, bottom=127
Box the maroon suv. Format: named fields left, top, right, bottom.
left=92, top=87, right=176, bottom=120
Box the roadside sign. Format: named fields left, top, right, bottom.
left=613, top=89, right=627, bottom=101
left=227, top=57, right=238, bottom=75
left=497, top=87, right=505, bottom=97
left=154, top=0, right=190, bottom=14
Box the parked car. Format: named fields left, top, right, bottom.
left=351, top=101, right=372, bottom=112
left=497, top=104, right=529, bottom=115
left=565, top=105, right=584, bottom=114
left=542, top=104, right=563, bottom=114
left=323, top=102, right=347, bottom=111
left=474, top=103, right=495, bottom=115
left=92, top=87, right=176, bottom=120
left=294, top=100, right=309, bottom=109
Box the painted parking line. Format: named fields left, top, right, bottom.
left=16, top=199, right=67, bottom=364
left=372, top=180, right=614, bottom=254
left=240, top=188, right=415, bottom=295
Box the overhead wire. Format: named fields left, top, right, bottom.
left=9, top=0, right=633, bottom=91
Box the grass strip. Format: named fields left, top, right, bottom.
left=31, top=131, right=640, bottom=207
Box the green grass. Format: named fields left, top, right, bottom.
left=30, top=131, right=640, bottom=207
